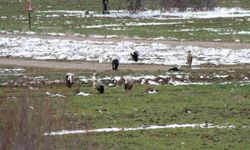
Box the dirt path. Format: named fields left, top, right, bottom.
left=0, top=58, right=169, bottom=72
left=1, top=57, right=250, bottom=72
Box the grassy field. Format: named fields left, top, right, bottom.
left=1, top=65, right=250, bottom=149
left=0, top=0, right=250, bottom=42
left=1, top=0, right=250, bottom=149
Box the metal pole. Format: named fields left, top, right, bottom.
left=28, top=12, right=31, bottom=31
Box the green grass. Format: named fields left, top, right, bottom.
left=220, top=0, right=250, bottom=8
left=1, top=65, right=250, bottom=149
left=66, top=84, right=250, bottom=128
left=55, top=128, right=250, bottom=149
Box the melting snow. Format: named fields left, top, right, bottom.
left=1, top=37, right=250, bottom=66
left=37, top=7, right=250, bottom=19
left=148, top=80, right=160, bottom=85
left=147, top=90, right=158, bottom=94
left=45, top=92, right=65, bottom=98
left=44, top=123, right=235, bottom=136
left=76, top=92, right=90, bottom=96
left=0, top=68, right=25, bottom=73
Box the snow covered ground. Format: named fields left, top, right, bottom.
left=37, top=7, right=250, bottom=19
left=44, top=123, right=236, bottom=136
left=0, top=36, right=250, bottom=66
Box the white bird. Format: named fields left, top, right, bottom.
left=92, top=73, right=104, bottom=94
left=124, top=76, right=134, bottom=92
left=186, top=50, right=193, bottom=69
left=65, top=73, right=74, bottom=88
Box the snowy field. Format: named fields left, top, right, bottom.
left=0, top=36, right=250, bottom=66
left=36, top=7, right=250, bottom=19
left=1, top=8, right=250, bottom=65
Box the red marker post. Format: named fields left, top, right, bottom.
left=24, top=1, right=33, bottom=31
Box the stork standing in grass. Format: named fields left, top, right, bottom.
left=65, top=73, right=74, bottom=88
left=130, top=51, right=139, bottom=62
left=112, top=57, right=119, bottom=71
left=92, top=73, right=105, bottom=94
left=124, top=76, right=134, bottom=93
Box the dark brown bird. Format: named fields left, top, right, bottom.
left=168, top=66, right=181, bottom=72
left=112, top=58, right=119, bottom=70
left=130, top=51, right=139, bottom=62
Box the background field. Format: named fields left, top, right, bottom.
left=0, top=0, right=250, bottom=42
left=1, top=0, right=250, bottom=149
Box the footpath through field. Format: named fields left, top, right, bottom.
left=0, top=57, right=169, bottom=72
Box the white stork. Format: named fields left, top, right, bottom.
left=124, top=76, right=134, bottom=92
left=65, top=73, right=74, bottom=88
left=92, top=73, right=105, bottom=94
left=186, top=50, right=193, bottom=68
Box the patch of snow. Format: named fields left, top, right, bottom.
left=45, top=92, right=65, bottom=98
left=76, top=92, right=90, bottom=96
left=1, top=16, right=7, bottom=19
left=83, top=22, right=183, bottom=29
left=1, top=36, right=250, bottom=66
left=148, top=80, right=159, bottom=85
left=108, top=83, right=114, bottom=87
left=25, top=31, right=36, bottom=35
left=37, top=7, right=250, bottom=19
left=220, top=81, right=232, bottom=85
left=44, top=123, right=235, bottom=136
left=0, top=68, right=25, bottom=73
left=214, top=75, right=229, bottom=78
left=169, top=79, right=211, bottom=86
left=147, top=90, right=158, bottom=94
left=239, top=80, right=250, bottom=86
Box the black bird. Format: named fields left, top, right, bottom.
left=130, top=51, right=139, bottom=62
left=168, top=66, right=181, bottom=72
left=65, top=73, right=74, bottom=88
left=112, top=58, right=119, bottom=70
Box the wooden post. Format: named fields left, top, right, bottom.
left=24, top=1, right=33, bottom=31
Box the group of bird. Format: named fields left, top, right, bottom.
left=112, top=51, right=139, bottom=71
left=66, top=51, right=139, bottom=94
left=66, top=72, right=134, bottom=94
left=65, top=50, right=193, bottom=94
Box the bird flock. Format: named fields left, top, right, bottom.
left=65, top=50, right=193, bottom=94
left=65, top=51, right=139, bottom=94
